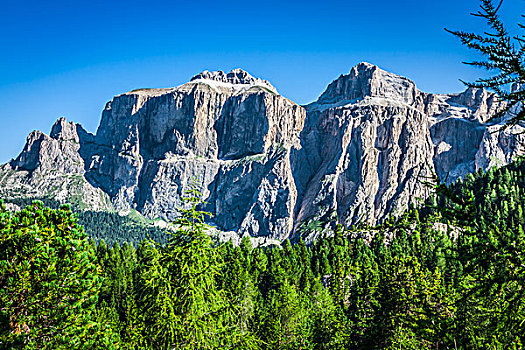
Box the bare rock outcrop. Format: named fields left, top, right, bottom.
left=82, top=69, right=305, bottom=239
left=292, top=63, right=523, bottom=231
left=1, top=64, right=523, bottom=242
left=0, top=118, right=111, bottom=211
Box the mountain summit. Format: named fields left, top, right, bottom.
left=1, top=63, right=523, bottom=243
left=192, top=68, right=274, bottom=86
left=312, top=62, right=418, bottom=108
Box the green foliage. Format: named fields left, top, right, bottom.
left=136, top=187, right=227, bottom=349
left=5, top=197, right=169, bottom=246
left=374, top=256, right=454, bottom=349
left=5, top=156, right=525, bottom=348
left=447, top=0, right=525, bottom=127
left=259, top=280, right=311, bottom=349
left=0, top=201, right=118, bottom=349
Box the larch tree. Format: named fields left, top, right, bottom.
left=447, top=0, right=525, bottom=127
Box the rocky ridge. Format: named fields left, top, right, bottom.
left=1, top=65, right=523, bottom=242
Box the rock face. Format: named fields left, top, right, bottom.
left=0, top=118, right=112, bottom=211
left=90, top=70, right=305, bottom=241
left=292, top=63, right=524, bottom=235
left=1, top=69, right=305, bottom=241
left=1, top=65, right=523, bottom=242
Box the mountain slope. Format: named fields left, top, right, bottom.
left=1, top=64, right=523, bottom=242
left=292, top=62, right=524, bottom=234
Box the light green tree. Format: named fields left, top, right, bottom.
left=261, top=279, right=311, bottom=350
left=137, top=187, right=231, bottom=349
left=375, top=255, right=455, bottom=349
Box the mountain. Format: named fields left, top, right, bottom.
left=292, top=63, right=524, bottom=239
left=1, top=64, right=523, bottom=242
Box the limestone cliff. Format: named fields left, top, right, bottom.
left=292, top=63, right=523, bottom=236
left=1, top=65, right=523, bottom=242
left=0, top=118, right=112, bottom=211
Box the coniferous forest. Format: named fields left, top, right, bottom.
left=4, top=0, right=525, bottom=348
left=2, top=155, right=525, bottom=349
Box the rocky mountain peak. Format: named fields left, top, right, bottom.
left=50, top=117, right=80, bottom=142
left=191, top=68, right=253, bottom=84
left=190, top=68, right=277, bottom=92
left=352, top=61, right=379, bottom=73
left=311, top=62, right=419, bottom=109
left=442, top=87, right=501, bottom=123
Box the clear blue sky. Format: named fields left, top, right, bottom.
left=1, top=0, right=523, bottom=163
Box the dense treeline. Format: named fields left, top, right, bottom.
left=5, top=197, right=168, bottom=245
left=79, top=210, right=168, bottom=245
left=2, top=158, right=525, bottom=349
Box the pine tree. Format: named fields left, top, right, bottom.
left=373, top=256, right=454, bottom=349
left=309, top=279, right=349, bottom=349
left=347, top=239, right=380, bottom=348
left=0, top=201, right=119, bottom=349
